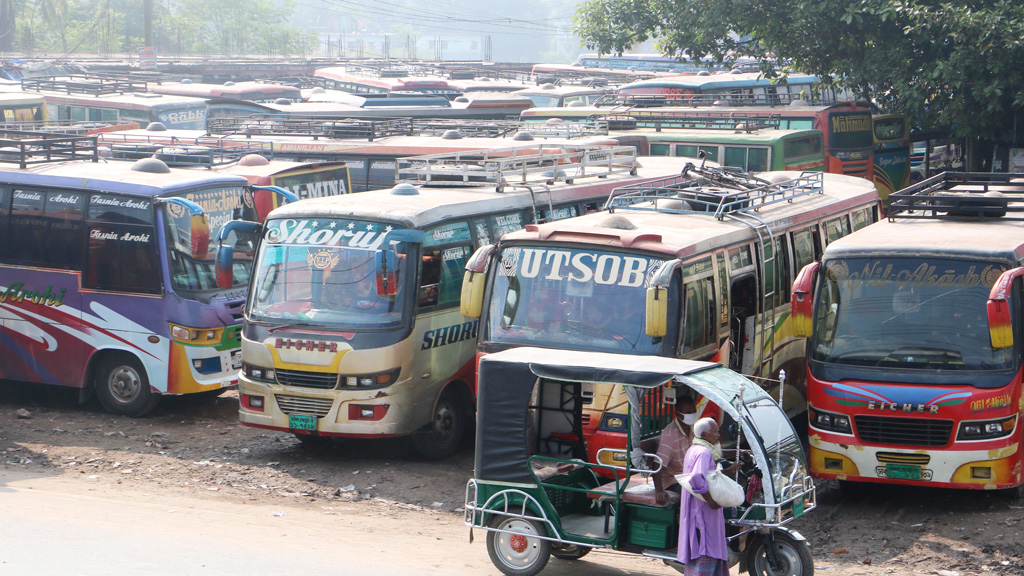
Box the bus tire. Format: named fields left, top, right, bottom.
left=551, top=543, right=591, bottom=560
left=486, top=515, right=551, bottom=576
left=411, top=388, right=466, bottom=460
left=95, top=353, right=160, bottom=417
left=746, top=531, right=814, bottom=576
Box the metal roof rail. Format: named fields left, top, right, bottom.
left=409, top=118, right=609, bottom=139
left=622, top=112, right=782, bottom=131
left=104, top=139, right=273, bottom=166
left=887, top=171, right=1024, bottom=221
left=207, top=116, right=416, bottom=141
left=0, top=120, right=119, bottom=134
left=0, top=129, right=99, bottom=168
left=608, top=166, right=824, bottom=219
left=395, top=144, right=638, bottom=192
left=21, top=75, right=151, bottom=96
left=616, top=92, right=837, bottom=108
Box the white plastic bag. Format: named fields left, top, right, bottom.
left=676, top=470, right=745, bottom=507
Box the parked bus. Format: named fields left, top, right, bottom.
left=790, top=173, right=1024, bottom=493
left=23, top=77, right=207, bottom=129
left=512, top=83, right=613, bottom=108
left=221, top=148, right=704, bottom=458
left=524, top=101, right=876, bottom=181
left=0, top=132, right=277, bottom=417
left=872, top=113, right=911, bottom=205
left=0, top=92, right=47, bottom=122
left=616, top=72, right=843, bottom=105
left=313, top=65, right=463, bottom=99
left=150, top=80, right=302, bottom=103
left=626, top=126, right=826, bottom=172
left=460, top=166, right=880, bottom=465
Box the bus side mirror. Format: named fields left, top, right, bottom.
left=251, top=185, right=299, bottom=222
left=646, top=286, right=668, bottom=337
left=159, top=197, right=210, bottom=259
left=375, top=250, right=398, bottom=296
left=791, top=261, right=820, bottom=338
left=987, top=267, right=1024, bottom=349
left=460, top=244, right=495, bottom=319
left=214, top=220, right=261, bottom=289
left=191, top=212, right=210, bottom=259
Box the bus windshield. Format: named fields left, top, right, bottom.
left=484, top=245, right=666, bottom=354
left=810, top=257, right=1012, bottom=373
left=246, top=218, right=412, bottom=329
left=163, top=186, right=255, bottom=293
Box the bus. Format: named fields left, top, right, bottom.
left=213, top=155, right=352, bottom=214
left=512, top=84, right=613, bottom=108
left=624, top=126, right=827, bottom=172
left=523, top=101, right=876, bottom=181
left=459, top=166, right=880, bottom=465
left=0, top=93, right=47, bottom=122
left=150, top=80, right=302, bottom=103
left=872, top=113, right=911, bottom=205
left=616, top=72, right=845, bottom=106
left=0, top=131, right=271, bottom=417
left=313, top=66, right=463, bottom=99
left=790, top=172, right=1024, bottom=493
left=23, top=77, right=207, bottom=130
left=221, top=148, right=707, bottom=458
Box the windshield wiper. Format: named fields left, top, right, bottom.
left=266, top=321, right=319, bottom=333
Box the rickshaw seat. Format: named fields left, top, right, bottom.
left=591, top=474, right=680, bottom=507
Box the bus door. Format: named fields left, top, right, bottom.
left=678, top=257, right=718, bottom=361
left=727, top=243, right=758, bottom=373
left=2, top=187, right=86, bottom=386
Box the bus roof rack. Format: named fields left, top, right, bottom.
left=104, top=140, right=273, bottom=167
left=0, top=129, right=99, bottom=168
left=604, top=92, right=839, bottom=108
left=608, top=165, right=824, bottom=219
left=22, top=75, right=151, bottom=96
left=887, top=172, right=1024, bottom=221
left=395, top=144, right=638, bottom=192
left=598, top=110, right=781, bottom=131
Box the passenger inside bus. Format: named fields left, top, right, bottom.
left=322, top=270, right=381, bottom=311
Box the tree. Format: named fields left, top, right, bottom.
left=573, top=0, right=1024, bottom=140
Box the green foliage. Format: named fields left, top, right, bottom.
left=573, top=0, right=1024, bottom=139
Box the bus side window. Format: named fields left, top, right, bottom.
left=679, top=277, right=716, bottom=356
left=0, top=187, right=7, bottom=260
left=824, top=216, right=851, bottom=245
left=775, top=236, right=792, bottom=306
left=792, top=229, right=818, bottom=271
left=43, top=190, right=85, bottom=269
left=419, top=245, right=472, bottom=309
left=85, top=194, right=160, bottom=293
left=9, top=189, right=47, bottom=265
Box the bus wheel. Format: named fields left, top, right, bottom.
left=95, top=353, right=160, bottom=417
left=551, top=543, right=591, bottom=560
left=746, top=531, right=814, bottom=576
left=412, top=389, right=466, bottom=460
left=487, top=516, right=551, bottom=576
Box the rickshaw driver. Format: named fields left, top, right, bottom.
left=678, top=417, right=729, bottom=576
left=653, top=396, right=698, bottom=505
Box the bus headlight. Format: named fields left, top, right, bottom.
left=341, top=368, right=400, bottom=389
left=809, top=406, right=852, bottom=434
left=169, top=323, right=224, bottom=344
left=599, top=413, right=627, bottom=431
left=242, top=362, right=276, bottom=383
left=958, top=416, right=1016, bottom=440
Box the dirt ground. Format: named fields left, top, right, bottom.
left=2, top=381, right=1022, bottom=576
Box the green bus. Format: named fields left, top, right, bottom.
left=615, top=127, right=826, bottom=172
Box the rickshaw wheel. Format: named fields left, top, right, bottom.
left=486, top=516, right=551, bottom=576
left=746, top=532, right=814, bottom=576
left=551, top=543, right=591, bottom=560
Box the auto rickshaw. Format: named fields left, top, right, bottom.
left=465, top=347, right=816, bottom=576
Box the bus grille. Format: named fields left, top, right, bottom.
left=854, top=415, right=953, bottom=447
left=875, top=452, right=931, bottom=465
left=275, top=395, right=334, bottom=417
left=276, top=369, right=338, bottom=389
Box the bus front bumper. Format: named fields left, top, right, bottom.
left=809, top=433, right=1022, bottom=489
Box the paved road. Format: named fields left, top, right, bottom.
left=0, top=470, right=679, bottom=576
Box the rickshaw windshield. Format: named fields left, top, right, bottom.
left=674, top=366, right=809, bottom=505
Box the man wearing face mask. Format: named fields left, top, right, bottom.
left=653, top=396, right=698, bottom=506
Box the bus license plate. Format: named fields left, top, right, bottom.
left=886, top=463, right=922, bottom=480
left=289, top=414, right=317, bottom=431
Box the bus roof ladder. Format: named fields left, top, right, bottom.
left=395, top=144, right=638, bottom=192
left=724, top=209, right=776, bottom=380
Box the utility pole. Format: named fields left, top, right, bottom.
left=144, top=0, right=153, bottom=47
left=0, top=0, right=13, bottom=53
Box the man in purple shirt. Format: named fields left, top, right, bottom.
left=677, top=417, right=729, bottom=576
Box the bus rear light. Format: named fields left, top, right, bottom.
left=241, top=394, right=264, bottom=411
left=348, top=404, right=389, bottom=421
left=958, top=416, right=1016, bottom=440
